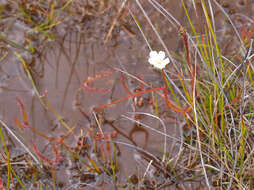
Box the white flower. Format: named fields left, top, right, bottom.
left=148, top=51, right=170, bottom=70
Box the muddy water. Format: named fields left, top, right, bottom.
left=0, top=0, right=253, bottom=189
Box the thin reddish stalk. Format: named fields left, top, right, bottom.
left=15, top=117, right=55, bottom=141
left=94, top=87, right=164, bottom=111
left=29, top=126, right=55, bottom=142
left=163, top=88, right=191, bottom=113
left=33, top=143, right=60, bottom=167
left=14, top=118, right=27, bottom=130
left=16, top=98, right=29, bottom=127
left=138, top=75, right=144, bottom=90
left=82, top=69, right=116, bottom=93
left=121, top=74, right=136, bottom=110
left=121, top=74, right=133, bottom=96
left=180, top=26, right=191, bottom=70
left=0, top=177, right=3, bottom=190
left=179, top=26, right=195, bottom=100
left=162, top=70, right=192, bottom=113
left=15, top=98, right=56, bottom=141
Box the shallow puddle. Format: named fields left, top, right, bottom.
left=0, top=0, right=253, bottom=189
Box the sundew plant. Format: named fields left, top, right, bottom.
left=132, top=0, right=254, bottom=189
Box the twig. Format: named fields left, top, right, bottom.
left=104, top=0, right=128, bottom=43
left=0, top=119, right=41, bottom=166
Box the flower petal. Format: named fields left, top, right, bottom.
left=158, top=51, right=165, bottom=59
left=148, top=58, right=153, bottom=65
left=162, top=58, right=170, bottom=65
left=148, top=57, right=156, bottom=65
left=156, top=64, right=164, bottom=69
left=149, top=51, right=157, bottom=58
left=148, top=50, right=170, bottom=69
